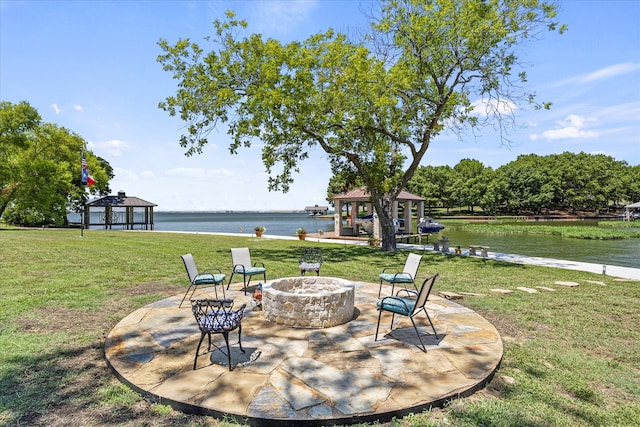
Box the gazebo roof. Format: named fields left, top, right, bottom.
left=625, top=201, right=640, bottom=209
left=87, top=191, right=157, bottom=208
left=331, top=186, right=424, bottom=202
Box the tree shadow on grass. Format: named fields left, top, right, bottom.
left=0, top=339, right=209, bottom=426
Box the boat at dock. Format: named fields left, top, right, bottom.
left=418, top=217, right=445, bottom=233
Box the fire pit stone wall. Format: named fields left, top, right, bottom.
left=262, top=277, right=355, bottom=328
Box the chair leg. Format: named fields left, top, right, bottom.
left=409, top=316, right=427, bottom=352
left=222, top=332, right=232, bottom=370
left=425, top=313, right=439, bottom=340
left=375, top=309, right=383, bottom=341
left=193, top=332, right=207, bottom=370
left=238, top=323, right=245, bottom=353
left=180, top=284, right=196, bottom=308
left=227, top=272, right=236, bottom=290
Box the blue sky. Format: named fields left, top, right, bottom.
left=1, top=0, right=639, bottom=211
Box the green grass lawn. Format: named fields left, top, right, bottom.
left=461, top=221, right=640, bottom=239
left=1, top=228, right=639, bottom=426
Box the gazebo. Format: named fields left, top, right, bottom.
left=331, top=186, right=425, bottom=238
left=622, top=201, right=640, bottom=221
left=84, top=191, right=157, bottom=230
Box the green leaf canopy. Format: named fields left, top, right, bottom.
left=158, top=0, right=563, bottom=250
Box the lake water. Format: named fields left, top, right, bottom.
left=68, top=211, right=334, bottom=236
left=430, top=223, right=639, bottom=269
left=71, top=211, right=640, bottom=269
left=153, top=211, right=333, bottom=236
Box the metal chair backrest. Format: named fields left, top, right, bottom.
left=403, top=253, right=422, bottom=278
left=181, top=254, right=199, bottom=283
left=191, top=298, right=238, bottom=332
left=412, top=273, right=439, bottom=316
left=299, top=248, right=323, bottom=263
left=231, top=247, right=251, bottom=269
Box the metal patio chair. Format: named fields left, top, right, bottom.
left=298, top=248, right=323, bottom=276
left=375, top=273, right=439, bottom=352
left=227, top=247, right=267, bottom=295
left=191, top=298, right=246, bottom=370
left=180, top=253, right=226, bottom=307
left=378, top=252, right=422, bottom=298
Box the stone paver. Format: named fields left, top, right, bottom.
left=105, top=281, right=502, bottom=425
left=555, top=281, right=580, bottom=287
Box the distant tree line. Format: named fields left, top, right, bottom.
left=406, top=153, right=640, bottom=215
left=0, top=101, right=113, bottom=226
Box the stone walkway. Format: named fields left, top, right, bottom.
left=105, top=280, right=503, bottom=426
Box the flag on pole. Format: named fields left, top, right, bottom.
left=81, top=152, right=95, bottom=186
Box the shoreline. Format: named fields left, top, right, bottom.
left=133, top=229, right=640, bottom=281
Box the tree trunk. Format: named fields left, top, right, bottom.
left=0, top=201, right=7, bottom=220
left=373, top=192, right=397, bottom=252
left=0, top=185, right=17, bottom=221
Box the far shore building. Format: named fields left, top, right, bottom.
left=84, top=191, right=157, bottom=230
left=304, top=205, right=329, bottom=216
left=623, top=201, right=640, bottom=221
left=331, top=187, right=425, bottom=239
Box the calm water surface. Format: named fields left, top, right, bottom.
left=432, top=223, right=639, bottom=269
left=152, top=211, right=334, bottom=236
left=74, top=211, right=639, bottom=269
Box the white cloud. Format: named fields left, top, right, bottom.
left=554, top=63, right=640, bottom=87
left=594, top=102, right=640, bottom=124
left=540, top=127, right=596, bottom=140
left=471, top=98, right=518, bottom=117
left=530, top=114, right=597, bottom=141
left=253, top=0, right=319, bottom=35
left=74, top=104, right=83, bottom=111
left=580, top=63, right=640, bottom=83
left=97, top=139, right=130, bottom=156
left=51, top=103, right=60, bottom=114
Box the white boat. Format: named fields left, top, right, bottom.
left=417, top=217, right=445, bottom=233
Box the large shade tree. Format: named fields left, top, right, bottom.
left=158, top=0, right=563, bottom=251
left=0, top=101, right=112, bottom=225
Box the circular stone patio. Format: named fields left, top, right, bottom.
left=104, top=280, right=503, bottom=426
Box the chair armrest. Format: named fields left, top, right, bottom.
left=202, top=268, right=223, bottom=275
left=392, top=272, right=413, bottom=280
left=396, top=288, right=418, bottom=297
left=235, top=303, right=248, bottom=318
left=381, top=267, right=400, bottom=274
left=253, top=262, right=266, bottom=268
left=233, top=263, right=246, bottom=272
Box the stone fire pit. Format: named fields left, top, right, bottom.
left=262, top=277, right=355, bottom=328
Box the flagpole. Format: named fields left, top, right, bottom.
left=80, top=148, right=96, bottom=236
left=81, top=150, right=84, bottom=237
